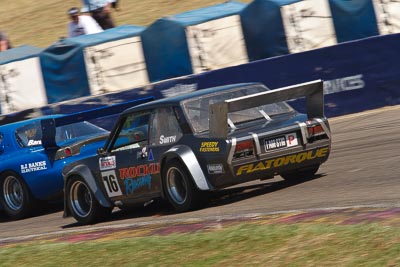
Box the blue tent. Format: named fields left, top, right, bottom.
left=141, top=1, right=247, bottom=82
left=241, top=0, right=301, bottom=60
left=329, top=0, right=379, bottom=43
left=0, top=45, right=43, bottom=65
left=0, top=45, right=46, bottom=115
left=241, top=0, right=380, bottom=61
left=40, top=25, right=145, bottom=104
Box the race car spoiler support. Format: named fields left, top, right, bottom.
left=209, top=80, right=324, bottom=139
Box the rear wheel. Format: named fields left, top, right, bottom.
left=67, top=176, right=112, bottom=225
left=163, top=159, right=203, bottom=212
left=280, top=164, right=320, bottom=182
left=0, top=172, right=36, bottom=220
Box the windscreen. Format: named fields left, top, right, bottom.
left=182, top=85, right=293, bottom=134
left=55, top=121, right=108, bottom=145
left=16, top=120, right=108, bottom=148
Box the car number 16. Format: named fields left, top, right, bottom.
left=101, top=170, right=123, bottom=197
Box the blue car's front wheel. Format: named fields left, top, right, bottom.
left=0, top=172, right=35, bottom=220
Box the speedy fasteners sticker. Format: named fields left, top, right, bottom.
left=236, top=147, right=329, bottom=176
left=200, top=142, right=220, bottom=152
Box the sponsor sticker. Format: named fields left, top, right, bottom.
left=200, top=142, right=220, bottom=152
left=207, top=164, right=225, bottom=174
left=119, top=163, right=160, bottom=179
left=286, top=133, right=298, bottom=147
left=124, top=175, right=152, bottom=195
left=27, top=140, right=42, bottom=146
left=148, top=149, right=154, bottom=161
left=236, top=147, right=329, bottom=176
left=99, top=156, right=116, bottom=171
left=20, top=161, right=47, bottom=173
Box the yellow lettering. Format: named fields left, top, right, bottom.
left=236, top=164, right=253, bottom=176
left=274, top=157, right=285, bottom=167
left=200, top=142, right=218, bottom=148
left=252, top=162, right=266, bottom=173
left=235, top=147, right=329, bottom=176
left=307, top=150, right=317, bottom=160
left=284, top=155, right=296, bottom=165
left=200, top=147, right=220, bottom=152
left=265, top=159, right=274, bottom=169
left=316, top=147, right=329, bottom=157
left=296, top=152, right=307, bottom=163
left=200, top=142, right=220, bottom=152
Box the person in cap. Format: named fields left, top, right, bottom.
left=0, top=31, right=12, bottom=52
left=81, top=0, right=116, bottom=30
left=67, top=7, right=103, bottom=38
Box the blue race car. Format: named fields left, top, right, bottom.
left=0, top=97, right=153, bottom=220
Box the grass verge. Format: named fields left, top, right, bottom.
left=1, top=223, right=400, bottom=266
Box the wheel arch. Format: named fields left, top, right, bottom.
left=161, top=145, right=211, bottom=194
left=63, top=164, right=112, bottom=217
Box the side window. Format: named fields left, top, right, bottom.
left=111, top=112, right=150, bottom=151
left=15, top=122, right=42, bottom=147
left=150, top=107, right=183, bottom=145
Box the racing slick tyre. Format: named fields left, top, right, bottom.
left=163, top=159, right=203, bottom=213
left=280, top=164, right=320, bottom=183
left=67, top=176, right=112, bottom=225
left=0, top=172, right=36, bottom=220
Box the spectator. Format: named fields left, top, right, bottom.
left=0, top=31, right=12, bottom=52
left=81, top=0, right=116, bottom=30
left=67, top=7, right=103, bottom=38
left=111, top=0, right=120, bottom=11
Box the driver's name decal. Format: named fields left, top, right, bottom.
left=159, top=135, right=176, bottom=144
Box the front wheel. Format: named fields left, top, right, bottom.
left=162, top=159, right=203, bottom=212
left=66, top=176, right=112, bottom=225
left=280, top=164, right=320, bottom=182
left=0, top=172, right=36, bottom=220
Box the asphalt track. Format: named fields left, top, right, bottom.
left=1, top=106, right=399, bottom=241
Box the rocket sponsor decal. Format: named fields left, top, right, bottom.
left=118, top=163, right=160, bottom=195
left=125, top=175, right=152, bottom=195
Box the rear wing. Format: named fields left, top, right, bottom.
left=41, top=96, right=154, bottom=150
left=209, top=80, right=324, bottom=138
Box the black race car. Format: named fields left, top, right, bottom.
left=63, top=80, right=331, bottom=224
